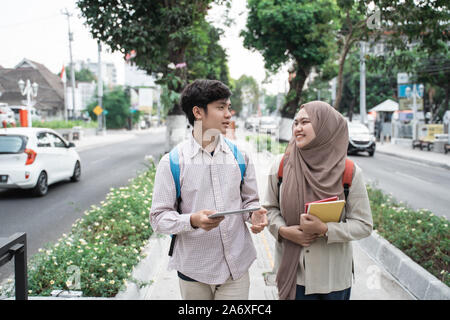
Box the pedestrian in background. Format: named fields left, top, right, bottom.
left=263, top=101, right=373, bottom=300
left=150, top=79, right=267, bottom=300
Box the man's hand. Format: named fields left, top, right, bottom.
left=250, top=207, right=268, bottom=234
left=190, top=209, right=224, bottom=231
left=279, top=225, right=319, bottom=247
left=299, top=213, right=328, bottom=236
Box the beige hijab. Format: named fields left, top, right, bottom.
left=277, top=101, right=349, bottom=300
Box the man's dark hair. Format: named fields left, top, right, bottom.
left=180, top=79, right=231, bottom=125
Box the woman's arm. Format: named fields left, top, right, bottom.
left=326, top=165, right=373, bottom=243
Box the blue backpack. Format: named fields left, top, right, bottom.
left=167, top=138, right=246, bottom=256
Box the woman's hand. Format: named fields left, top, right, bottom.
left=279, top=225, right=319, bottom=247
left=250, top=207, right=268, bottom=234
left=299, top=214, right=328, bottom=236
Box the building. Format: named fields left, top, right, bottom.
left=0, top=59, right=64, bottom=120
left=74, top=59, right=117, bottom=87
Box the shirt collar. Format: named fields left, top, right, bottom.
left=189, top=132, right=231, bottom=158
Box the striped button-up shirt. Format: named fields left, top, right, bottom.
left=150, top=133, right=260, bottom=285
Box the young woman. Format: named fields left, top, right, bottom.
left=263, top=101, right=373, bottom=300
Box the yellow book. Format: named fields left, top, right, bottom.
left=307, top=200, right=346, bottom=223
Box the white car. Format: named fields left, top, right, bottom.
left=0, top=105, right=16, bottom=126
left=0, top=127, right=81, bottom=196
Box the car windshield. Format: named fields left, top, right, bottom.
left=349, top=123, right=369, bottom=135
left=0, top=135, right=26, bottom=153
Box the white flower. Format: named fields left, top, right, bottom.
left=417, top=220, right=422, bottom=224
left=107, top=268, right=113, bottom=273
left=50, top=280, right=55, bottom=285
left=109, top=280, right=115, bottom=285
left=99, top=278, right=105, bottom=282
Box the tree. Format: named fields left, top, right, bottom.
left=332, top=0, right=370, bottom=111
left=229, top=75, right=259, bottom=116
left=241, top=0, right=338, bottom=119
left=86, top=87, right=139, bottom=129
left=59, top=66, right=96, bottom=82
left=77, top=0, right=227, bottom=115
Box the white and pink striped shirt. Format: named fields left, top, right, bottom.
left=150, top=133, right=260, bottom=285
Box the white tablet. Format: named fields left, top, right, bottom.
left=208, top=207, right=261, bottom=219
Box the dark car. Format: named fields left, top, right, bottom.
left=347, top=122, right=376, bottom=156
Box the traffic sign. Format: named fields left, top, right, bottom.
left=93, top=105, right=103, bottom=116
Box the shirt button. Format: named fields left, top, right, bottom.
left=306, top=250, right=310, bottom=253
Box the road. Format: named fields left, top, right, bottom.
left=349, top=152, right=450, bottom=220
left=0, top=131, right=166, bottom=283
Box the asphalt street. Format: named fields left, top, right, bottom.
left=0, top=130, right=166, bottom=283
left=349, top=152, right=450, bottom=220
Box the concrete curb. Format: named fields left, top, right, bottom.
left=115, top=233, right=171, bottom=300
left=376, top=148, right=450, bottom=170
left=358, top=231, right=450, bottom=300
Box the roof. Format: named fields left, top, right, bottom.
left=369, top=99, right=399, bottom=112
left=0, top=59, right=64, bottom=112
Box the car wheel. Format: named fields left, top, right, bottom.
left=71, top=161, right=81, bottom=182
left=32, top=171, right=48, bottom=197
left=368, top=150, right=375, bottom=157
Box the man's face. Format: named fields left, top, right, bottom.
left=196, top=98, right=232, bottom=135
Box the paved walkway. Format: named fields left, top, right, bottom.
left=116, top=128, right=417, bottom=300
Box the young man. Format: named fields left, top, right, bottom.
left=150, top=79, right=267, bottom=300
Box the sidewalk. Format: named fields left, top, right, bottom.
left=375, top=141, right=450, bottom=170
left=116, top=129, right=416, bottom=300
left=73, top=127, right=166, bottom=152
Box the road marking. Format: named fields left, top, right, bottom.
left=260, top=231, right=274, bottom=269
left=394, top=171, right=434, bottom=186
left=91, top=157, right=110, bottom=165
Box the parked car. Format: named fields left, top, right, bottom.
left=0, top=127, right=81, bottom=196
left=244, top=117, right=260, bottom=131
left=347, top=121, right=376, bottom=156
left=258, top=116, right=278, bottom=135
left=0, top=104, right=16, bottom=126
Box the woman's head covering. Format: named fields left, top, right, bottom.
left=276, top=101, right=349, bottom=300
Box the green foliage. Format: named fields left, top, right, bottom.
left=77, top=0, right=230, bottom=115
left=86, top=87, right=139, bottom=129
left=31, top=120, right=98, bottom=129
left=0, top=161, right=157, bottom=298
left=242, top=0, right=338, bottom=118
left=230, top=75, right=260, bottom=116
left=367, top=184, right=449, bottom=286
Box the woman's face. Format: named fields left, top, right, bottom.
left=293, top=108, right=316, bottom=149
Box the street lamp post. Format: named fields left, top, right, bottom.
left=18, top=79, right=38, bottom=128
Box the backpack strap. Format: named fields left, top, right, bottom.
left=223, top=138, right=246, bottom=181
left=168, top=147, right=181, bottom=257
left=169, top=147, right=181, bottom=199
left=342, top=158, right=354, bottom=200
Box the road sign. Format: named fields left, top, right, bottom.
left=93, top=105, right=103, bottom=116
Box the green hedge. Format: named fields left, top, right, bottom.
left=0, top=161, right=156, bottom=298
left=367, top=185, right=449, bottom=286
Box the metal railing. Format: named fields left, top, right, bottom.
left=0, top=233, right=28, bottom=300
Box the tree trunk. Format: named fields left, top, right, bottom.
left=333, top=36, right=353, bottom=112
left=280, top=66, right=309, bottom=119
left=167, top=46, right=187, bottom=116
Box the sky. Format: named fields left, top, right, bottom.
left=0, top=0, right=289, bottom=95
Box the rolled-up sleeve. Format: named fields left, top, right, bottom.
left=326, top=165, right=373, bottom=243
left=149, top=154, right=196, bottom=235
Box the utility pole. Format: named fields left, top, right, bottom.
left=62, top=8, right=76, bottom=122
left=97, top=41, right=105, bottom=134
left=359, top=41, right=367, bottom=126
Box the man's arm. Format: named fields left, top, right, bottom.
left=149, top=154, right=197, bottom=235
